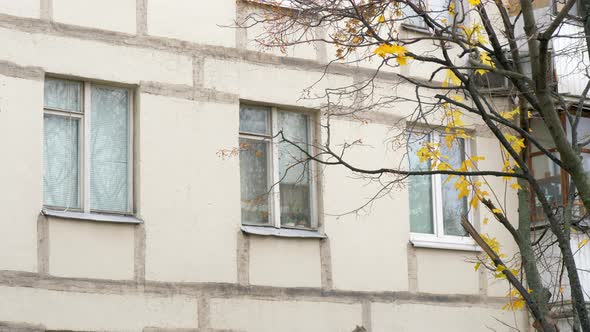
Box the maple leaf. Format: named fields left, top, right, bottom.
left=397, top=54, right=410, bottom=65
left=373, top=43, right=407, bottom=58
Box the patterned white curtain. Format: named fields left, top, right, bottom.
left=43, top=114, right=80, bottom=209
left=43, top=78, right=82, bottom=209
left=278, top=111, right=311, bottom=228
left=90, top=86, right=130, bottom=213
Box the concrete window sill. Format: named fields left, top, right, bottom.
left=400, top=24, right=454, bottom=49
left=410, top=237, right=482, bottom=252
left=241, top=225, right=327, bottom=239
left=401, top=23, right=432, bottom=35
left=42, top=208, right=143, bottom=225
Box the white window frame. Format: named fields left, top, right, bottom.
left=408, top=130, right=480, bottom=251
left=43, top=78, right=134, bottom=216
left=239, top=105, right=318, bottom=230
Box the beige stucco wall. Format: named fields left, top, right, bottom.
left=415, top=248, right=480, bottom=294
left=53, top=0, right=137, bottom=33
left=0, top=75, right=42, bottom=273
left=0, top=1, right=528, bottom=331
left=0, top=286, right=199, bottom=331
left=140, top=94, right=240, bottom=283
left=324, top=120, right=411, bottom=292
left=147, top=0, right=236, bottom=47
left=0, top=0, right=39, bottom=18
left=210, top=298, right=363, bottom=332
left=372, top=302, right=529, bottom=331
left=249, top=236, right=322, bottom=287
left=0, top=27, right=193, bottom=86
left=48, top=218, right=135, bottom=280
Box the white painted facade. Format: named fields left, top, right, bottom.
left=0, top=1, right=530, bottom=331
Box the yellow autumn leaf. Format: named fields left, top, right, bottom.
left=468, top=0, right=481, bottom=6
left=444, top=134, right=455, bottom=148
left=378, top=15, right=386, bottom=23
left=510, top=182, right=522, bottom=190
left=390, top=44, right=407, bottom=55
left=373, top=44, right=390, bottom=58
left=477, top=189, right=490, bottom=197
left=504, top=133, right=525, bottom=153
left=437, top=162, right=453, bottom=171
left=448, top=2, right=456, bottom=15
left=477, top=33, right=488, bottom=45
left=492, top=208, right=502, bottom=214
left=483, top=217, right=489, bottom=225
left=479, top=51, right=495, bottom=68
left=500, top=107, right=520, bottom=120
left=578, top=238, right=589, bottom=249
left=469, top=196, right=479, bottom=209
left=461, top=23, right=486, bottom=45
left=451, top=94, right=463, bottom=102
left=443, top=69, right=462, bottom=87
left=373, top=43, right=407, bottom=58
left=396, top=54, right=411, bottom=65
left=512, top=298, right=526, bottom=310
left=454, top=176, right=471, bottom=199
left=474, top=262, right=481, bottom=271
left=445, top=109, right=465, bottom=128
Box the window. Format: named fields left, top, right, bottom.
left=530, top=114, right=590, bottom=221
left=43, top=78, right=133, bottom=215
left=239, top=104, right=316, bottom=229
left=402, top=0, right=459, bottom=28
left=473, top=56, right=512, bottom=91
left=473, top=52, right=555, bottom=92
left=407, top=130, right=474, bottom=247
left=554, top=0, right=584, bottom=19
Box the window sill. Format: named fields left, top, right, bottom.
left=400, top=24, right=454, bottom=48
left=401, top=23, right=432, bottom=35
left=410, top=237, right=482, bottom=252
left=241, top=225, right=326, bottom=239
left=242, top=0, right=298, bottom=10
left=42, top=209, right=143, bottom=225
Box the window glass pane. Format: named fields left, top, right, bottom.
left=430, top=0, right=450, bottom=23
left=90, top=86, right=130, bottom=213
left=440, top=137, right=467, bottom=236
left=44, top=114, right=80, bottom=209
left=530, top=118, right=555, bottom=153
left=532, top=153, right=562, bottom=220
left=278, top=111, right=311, bottom=228
left=408, top=132, right=434, bottom=234
left=402, top=1, right=426, bottom=27
left=565, top=116, right=590, bottom=145
left=240, top=138, right=270, bottom=224
left=240, top=105, right=270, bottom=135
left=44, top=78, right=82, bottom=113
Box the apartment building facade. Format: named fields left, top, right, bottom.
left=0, top=0, right=534, bottom=331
